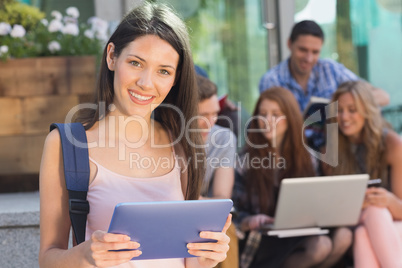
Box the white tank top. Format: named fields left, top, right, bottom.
left=85, top=153, right=185, bottom=268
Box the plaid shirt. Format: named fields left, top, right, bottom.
left=259, top=58, right=358, bottom=111
left=240, top=231, right=262, bottom=268
left=233, top=155, right=314, bottom=267
left=233, top=160, right=272, bottom=268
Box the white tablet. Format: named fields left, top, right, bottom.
left=107, top=199, right=233, bottom=260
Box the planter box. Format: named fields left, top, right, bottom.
left=0, top=56, right=96, bottom=175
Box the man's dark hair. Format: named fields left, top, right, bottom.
left=196, top=74, right=217, bottom=101
left=289, top=20, right=324, bottom=43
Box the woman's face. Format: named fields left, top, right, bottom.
left=106, top=34, right=179, bottom=119
left=257, top=99, right=287, bottom=147
left=337, top=92, right=365, bottom=142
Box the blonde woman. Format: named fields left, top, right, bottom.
left=328, top=81, right=402, bottom=268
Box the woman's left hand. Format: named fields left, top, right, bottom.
left=186, top=214, right=231, bottom=268
left=364, top=187, right=392, bottom=208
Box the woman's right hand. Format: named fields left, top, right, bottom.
left=247, top=214, right=274, bottom=230
left=84, top=230, right=142, bottom=267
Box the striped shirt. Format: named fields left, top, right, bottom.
left=259, top=58, right=358, bottom=111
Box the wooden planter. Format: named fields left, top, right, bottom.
left=0, top=56, right=96, bottom=175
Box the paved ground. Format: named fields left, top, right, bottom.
left=0, top=191, right=40, bottom=268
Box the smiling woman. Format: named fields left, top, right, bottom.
left=38, top=2, right=231, bottom=268
left=105, top=35, right=179, bottom=118
left=336, top=91, right=366, bottom=143
left=327, top=80, right=402, bottom=267
left=233, top=87, right=353, bottom=267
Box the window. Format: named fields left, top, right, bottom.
left=167, top=0, right=268, bottom=113
left=296, top=0, right=402, bottom=131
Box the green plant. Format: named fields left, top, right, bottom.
left=0, top=4, right=108, bottom=60
left=0, top=0, right=14, bottom=9
left=0, top=1, right=44, bottom=31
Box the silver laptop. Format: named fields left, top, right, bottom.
left=265, top=174, right=369, bottom=232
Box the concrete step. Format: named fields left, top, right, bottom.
left=0, top=191, right=40, bottom=268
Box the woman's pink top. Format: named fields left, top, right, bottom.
left=85, top=153, right=185, bottom=268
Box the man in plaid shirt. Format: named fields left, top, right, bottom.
left=259, top=20, right=389, bottom=112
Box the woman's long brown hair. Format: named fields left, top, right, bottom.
left=245, top=87, right=315, bottom=215
left=74, top=1, right=204, bottom=200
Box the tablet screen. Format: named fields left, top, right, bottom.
left=108, top=199, right=233, bottom=260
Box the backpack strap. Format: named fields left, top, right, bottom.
left=50, top=123, right=90, bottom=245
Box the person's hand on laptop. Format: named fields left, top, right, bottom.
left=363, top=187, right=393, bottom=208
left=186, top=214, right=232, bottom=268
left=243, top=214, right=274, bottom=231
left=249, top=214, right=274, bottom=230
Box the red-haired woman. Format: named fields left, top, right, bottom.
left=233, top=87, right=352, bottom=268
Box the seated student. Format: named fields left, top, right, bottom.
left=259, top=20, right=389, bottom=155
left=196, top=75, right=237, bottom=200
left=216, top=95, right=250, bottom=150
left=325, top=81, right=402, bottom=268
left=232, top=87, right=352, bottom=268
left=194, top=64, right=249, bottom=149
left=196, top=74, right=239, bottom=268
left=258, top=20, right=389, bottom=111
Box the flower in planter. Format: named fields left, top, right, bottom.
left=0, top=22, right=11, bottom=35
left=51, top=10, right=63, bottom=21
left=0, top=2, right=109, bottom=61
left=40, top=19, right=48, bottom=27
left=10, top=24, right=26, bottom=38
left=87, top=17, right=109, bottom=41
left=48, top=41, right=61, bottom=53
left=66, top=7, right=80, bottom=19
left=48, top=19, right=63, bottom=33
left=0, top=45, right=8, bottom=56
left=62, top=23, right=79, bottom=36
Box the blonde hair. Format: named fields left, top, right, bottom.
left=331, top=81, right=389, bottom=183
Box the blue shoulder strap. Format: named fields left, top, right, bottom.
left=50, top=122, right=90, bottom=245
